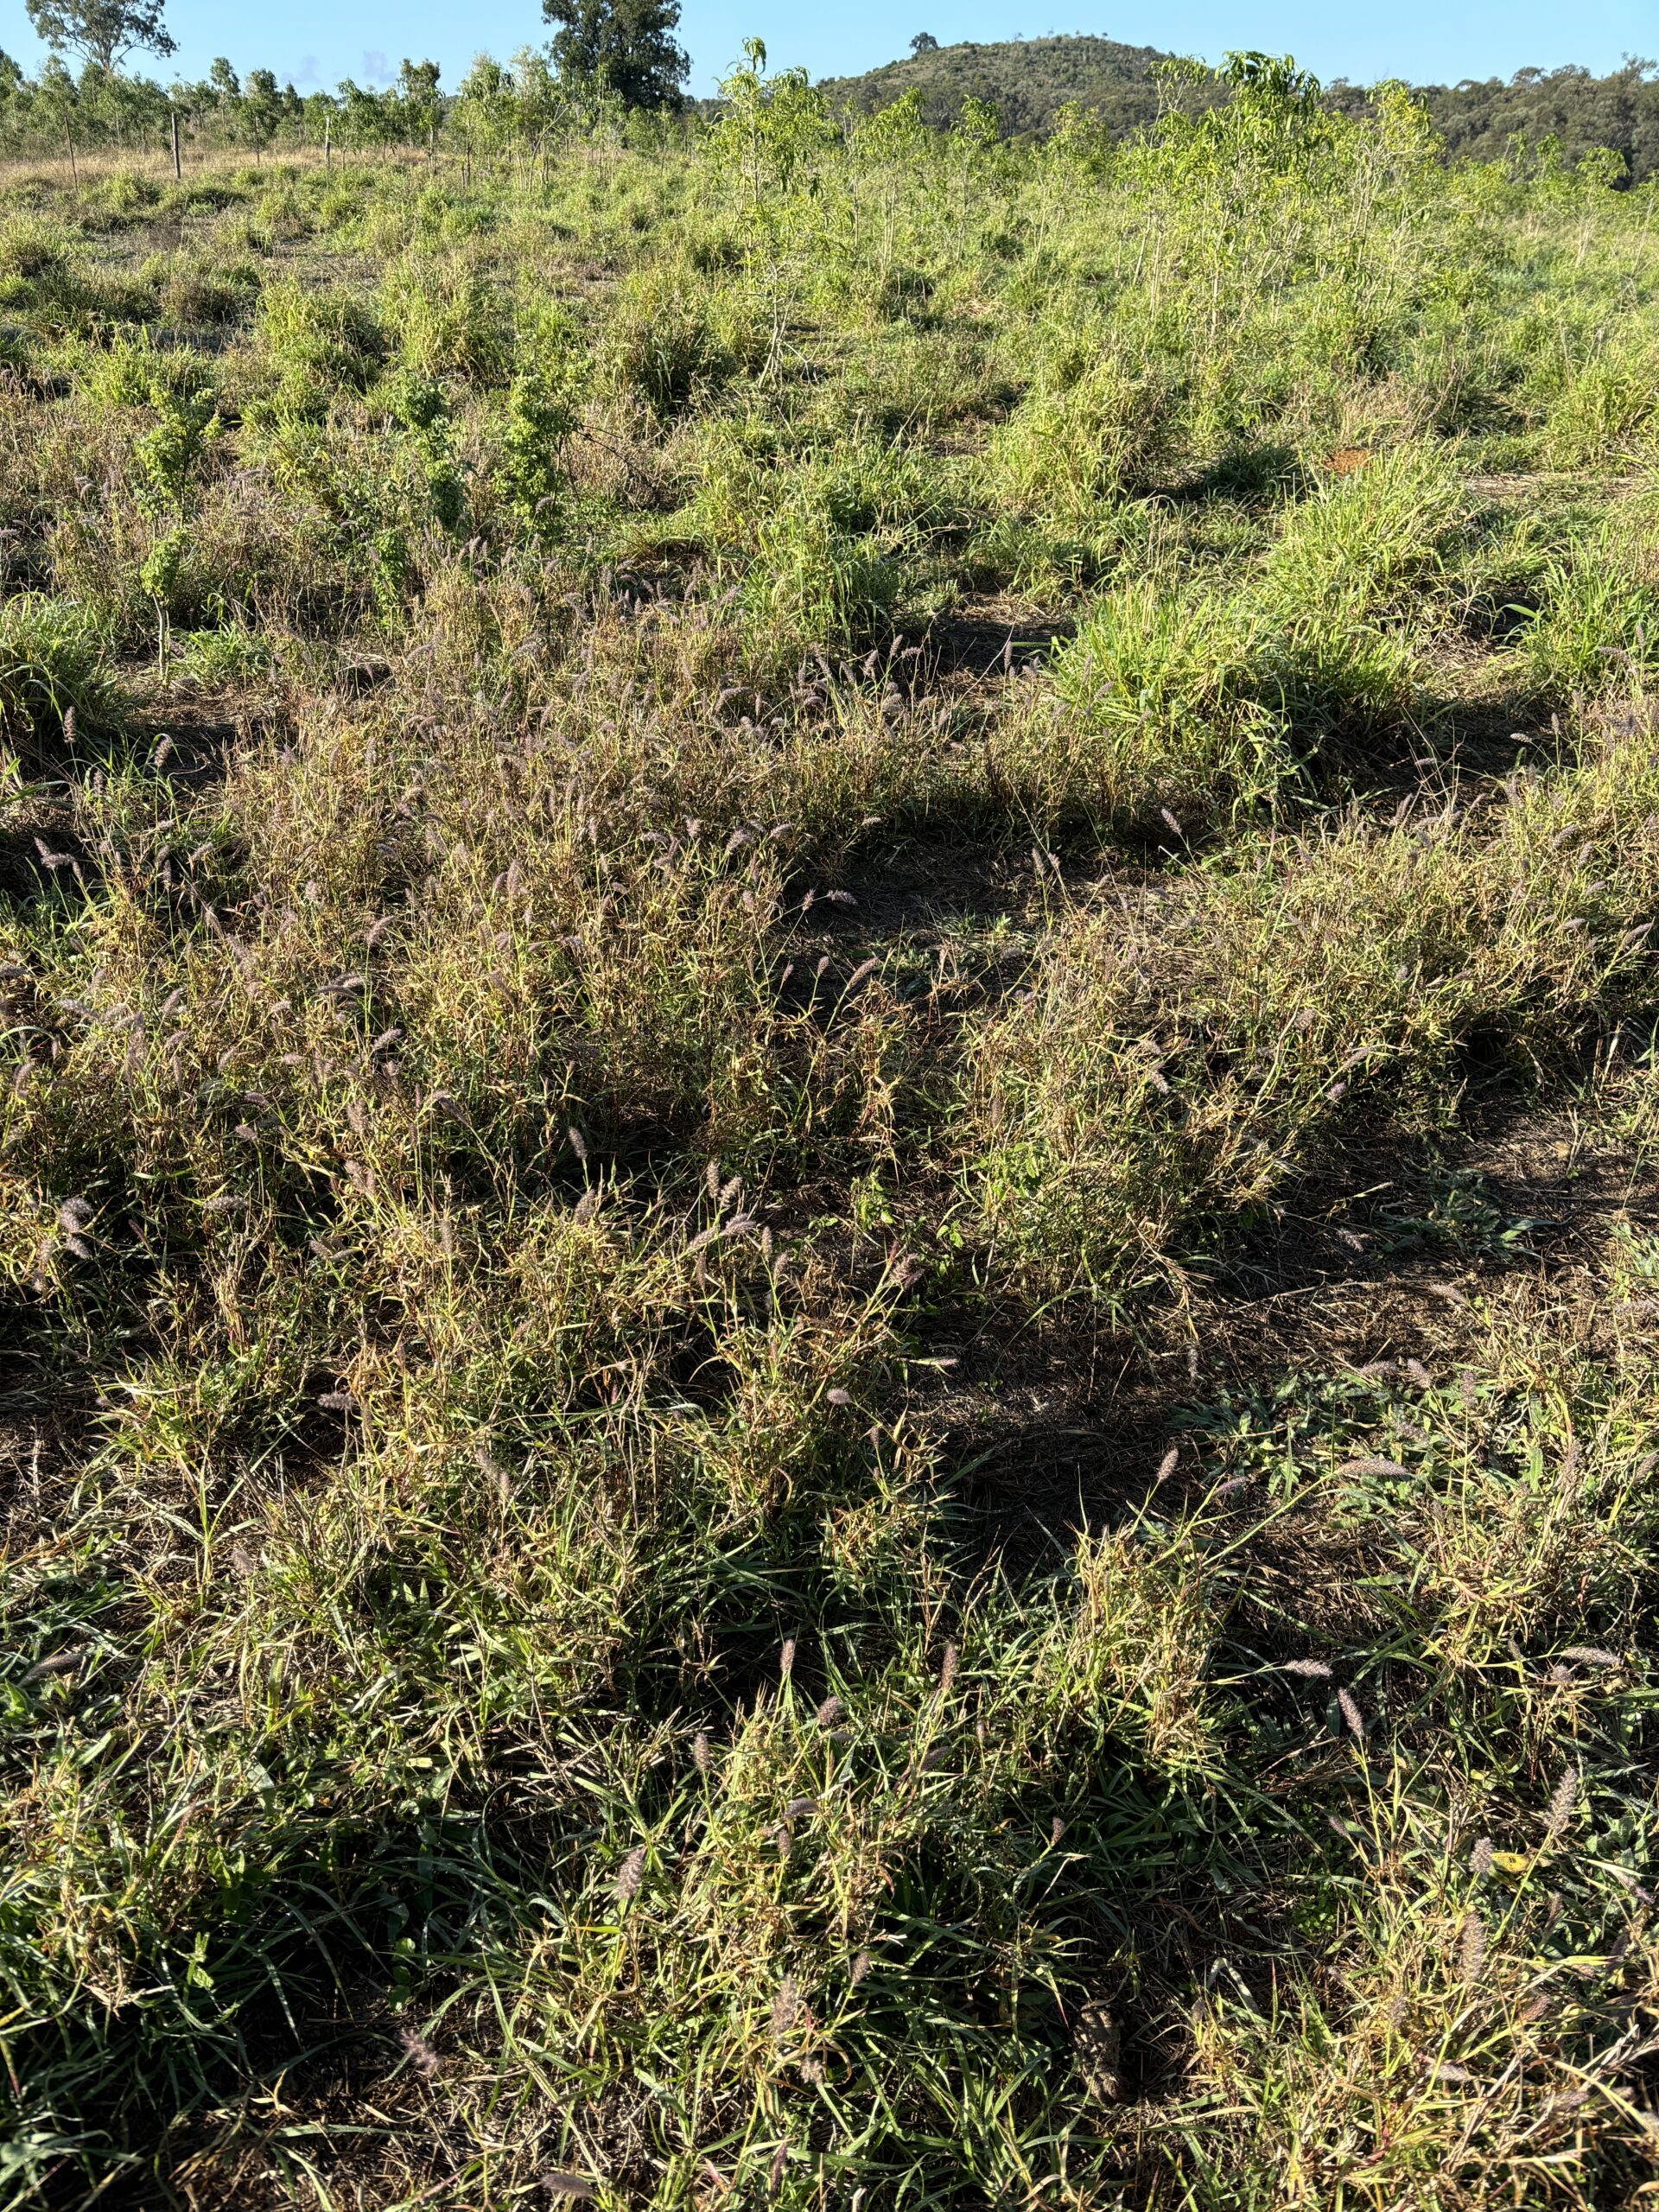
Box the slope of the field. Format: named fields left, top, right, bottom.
left=0, top=63, right=1657, bottom=2212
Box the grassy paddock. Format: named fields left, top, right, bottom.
left=0, top=64, right=1657, bottom=2211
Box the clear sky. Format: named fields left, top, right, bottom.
left=3, top=0, right=1656, bottom=99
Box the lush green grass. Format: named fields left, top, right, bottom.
left=0, top=62, right=1657, bottom=2212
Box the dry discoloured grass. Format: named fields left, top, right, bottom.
left=0, top=65, right=1656, bottom=2212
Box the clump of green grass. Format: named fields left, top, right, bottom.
left=78, top=327, right=214, bottom=413
left=986, top=339, right=1179, bottom=520
left=604, top=257, right=761, bottom=417
left=1009, top=448, right=1463, bottom=827
left=0, top=213, right=76, bottom=308
left=382, top=256, right=514, bottom=386
left=1523, top=522, right=1659, bottom=698
left=1260, top=443, right=1466, bottom=621
left=1034, top=570, right=1293, bottom=821
left=0, top=594, right=118, bottom=752
left=1539, top=342, right=1659, bottom=467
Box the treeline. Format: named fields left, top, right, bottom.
left=0, top=48, right=673, bottom=159
left=823, top=37, right=1659, bottom=180
left=1410, top=61, right=1659, bottom=179
left=2, top=34, right=1657, bottom=181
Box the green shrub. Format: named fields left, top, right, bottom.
left=252, top=277, right=386, bottom=417
left=986, top=346, right=1179, bottom=517
left=382, top=259, right=513, bottom=385
left=496, top=313, right=587, bottom=537
left=380, top=371, right=467, bottom=531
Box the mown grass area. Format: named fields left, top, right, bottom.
left=1, top=60, right=1658, bottom=2211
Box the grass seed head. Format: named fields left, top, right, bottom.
left=770, top=1977, right=800, bottom=2041
left=397, top=2024, right=440, bottom=2078
left=1544, top=1766, right=1579, bottom=1845
left=1459, top=1910, right=1486, bottom=1983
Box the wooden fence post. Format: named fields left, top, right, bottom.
left=171, top=110, right=181, bottom=180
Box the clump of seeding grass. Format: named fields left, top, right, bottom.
left=968, top=709, right=1659, bottom=1303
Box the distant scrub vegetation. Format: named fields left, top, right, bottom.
left=819, top=38, right=1659, bottom=182
left=3, top=30, right=1659, bottom=182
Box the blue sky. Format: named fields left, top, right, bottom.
left=4, top=0, right=1656, bottom=98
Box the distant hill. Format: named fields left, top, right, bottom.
left=816, top=34, right=1174, bottom=139
left=1402, top=63, right=1659, bottom=180
left=817, top=35, right=1659, bottom=179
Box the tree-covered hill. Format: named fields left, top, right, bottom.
left=820, top=34, right=1659, bottom=177
left=1407, top=60, right=1659, bottom=179
left=816, top=32, right=1173, bottom=137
